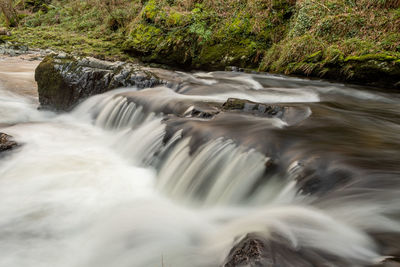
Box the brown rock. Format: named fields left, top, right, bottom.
left=222, top=233, right=358, bottom=267
left=0, top=132, right=17, bottom=152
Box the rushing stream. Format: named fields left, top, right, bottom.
left=1, top=62, right=400, bottom=266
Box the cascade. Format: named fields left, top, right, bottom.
left=1, top=71, right=400, bottom=267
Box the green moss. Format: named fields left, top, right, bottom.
left=165, top=11, right=189, bottom=27
left=9, top=26, right=127, bottom=60
left=290, top=0, right=320, bottom=37
left=324, top=45, right=345, bottom=64
left=196, top=40, right=258, bottom=69
left=345, top=54, right=398, bottom=62
left=141, top=0, right=158, bottom=22
left=224, top=15, right=252, bottom=36
left=260, top=34, right=325, bottom=73
left=304, top=51, right=323, bottom=63
left=124, top=23, right=163, bottom=53
left=222, top=98, right=247, bottom=110
left=35, top=56, right=72, bottom=109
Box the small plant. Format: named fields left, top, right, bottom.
left=188, top=4, right=213, bottom=43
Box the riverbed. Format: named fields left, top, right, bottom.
left=1, top=55, right=400, bottom=267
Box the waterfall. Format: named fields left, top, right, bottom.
left=1, top=72, right=400, bottom=267
left=157, top=137, right=268, bottom=205
left=70, top=90, right=392, bottom=266
left=73, top=92, right=288, bottom=206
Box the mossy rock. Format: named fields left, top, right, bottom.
left=274, top=50, right=400, bottom=88
left=35, top=54, right=164, bottom=111
left=35, top=55, right=75, bottom=110
left=343, top=56, right=400, bottom=87
left=222, top=98, right=286, bottom=118
left=195, top=40, right=259, bottom=70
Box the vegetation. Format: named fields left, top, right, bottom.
left=0, top=0, right=18, bottom=27
left=0, top=0, right=399, bottom=85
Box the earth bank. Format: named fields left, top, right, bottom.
left=1, top=0, right=399, bottom=88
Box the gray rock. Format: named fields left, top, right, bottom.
left=35, top=54, right=167, bottom=110
left=222, top=98, right=286, bottom=119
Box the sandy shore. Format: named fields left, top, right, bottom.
left=0, top=54, right=41, bottom=97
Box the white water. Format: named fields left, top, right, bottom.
left=0, top=87, right=52, bottom=124
left=0, top=78, right=398, bottom=266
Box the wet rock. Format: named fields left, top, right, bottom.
left=0, top=43, right=30, bottom=56
left=372, top=233, right=400, bottom=265
left=379, top=258, right=400, bottom=267
left=0, top=133, right=18, bottom=153
left=223, top=98, right=283, bottom=114
left=35, top=54, right=166, bottom=110
left=223, top=233, right=353, bottom=267
left=184, top=106, right=220, bottom=119
left=226, top=66, right=245, bottom=72
left=222, top=98, right=312, bottom=126
left=222, top=98, right=286, bottom=118
left=223, top=234, right=271, bottom=267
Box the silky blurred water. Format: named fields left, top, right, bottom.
left=1, top=66, right=400, bottom=267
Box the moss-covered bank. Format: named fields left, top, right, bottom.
left=2, top=0, right=400, bottom=87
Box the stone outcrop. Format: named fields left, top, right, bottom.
left=222, top=233, right=356, bottom=267
left=222, top=98, right=311, bottom=126
left=35, top=54, right=164, bottom=110
left=222, top=98, right=286, bottom=118
left=0, top=133, right=18, bottom=153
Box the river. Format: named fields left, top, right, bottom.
left=0, top=56, right=400, bottom=267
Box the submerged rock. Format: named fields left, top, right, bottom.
left=0, top=133, right=18, bottom=153
left=222, top=98, right=285, bottom=118
left=35, top=54, right=164, bottom=110
left=222, top=98, right=311, bottom=126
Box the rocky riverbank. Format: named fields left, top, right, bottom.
left=5, top=0, right=400, bottom=89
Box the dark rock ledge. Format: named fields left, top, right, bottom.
left=35, top=54, right=165, bottom=110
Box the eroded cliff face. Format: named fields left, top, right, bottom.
left=34, top=54, right=162, bottom=110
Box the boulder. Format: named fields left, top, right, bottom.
left=222, top=98, right=311, bottom=125
left=222, top=98, right=285, bottom=118
left=222, top=233, right=353, bottom=267
left=35, top=54, right=164, bottom=110
left=0, top=133, right=17, bottom=153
